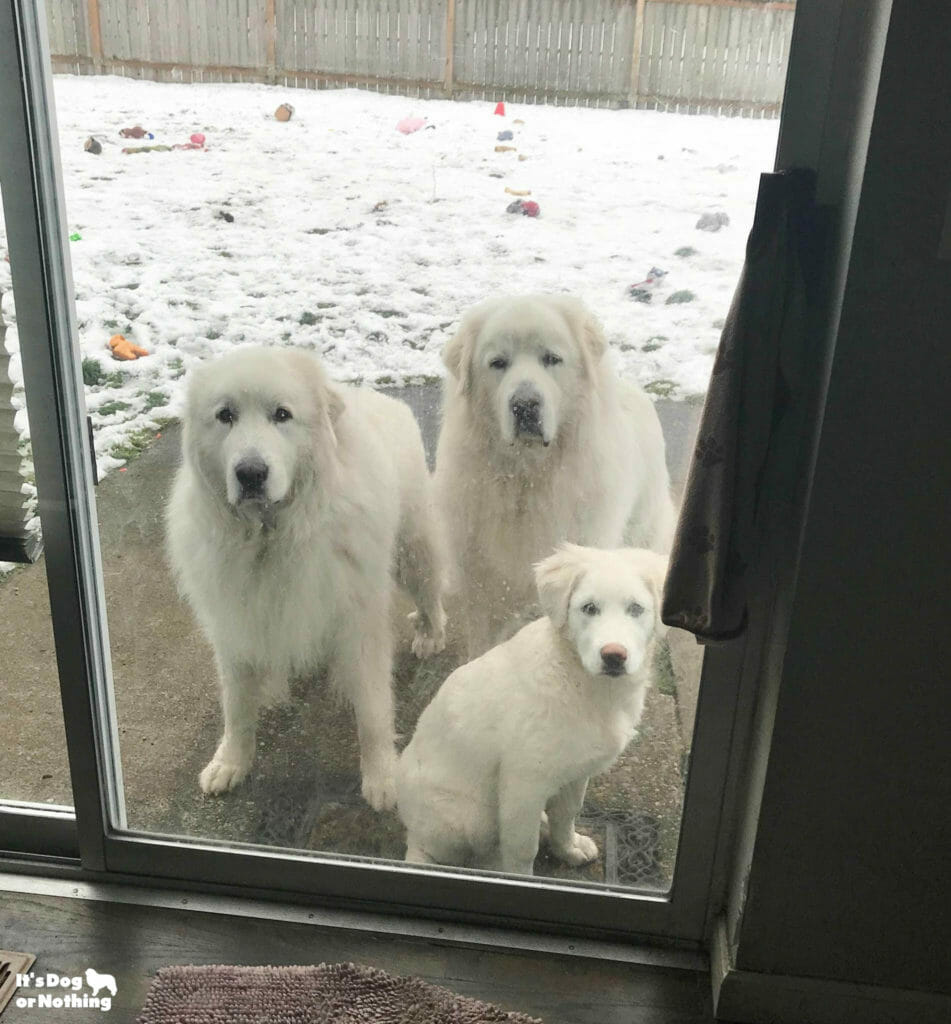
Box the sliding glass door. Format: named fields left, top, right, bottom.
left=0, top=0, right=828, bottom=945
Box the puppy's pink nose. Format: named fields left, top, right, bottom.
left=600, top=643, right=628, bottom=674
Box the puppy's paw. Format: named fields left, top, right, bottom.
left=199, top=754, right=250, bottom=795
left=409, top=606, right=447, bottom=659
left=554, top=832, right=600, bottom=866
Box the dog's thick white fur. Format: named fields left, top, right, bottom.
left=434, top=294, right=676, bottom=657
left=397, top=545, right=667, bottom=875
left=85, top=970, right=117, bottom=998
left=167, top=347, right=446, bottom=811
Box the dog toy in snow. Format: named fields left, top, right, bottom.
left=275, top=103, right=294, bottom=121
left=494, top=101, right=506, bottom=116
left=497, top=129, right=514, bottom=141
left=108, top=334, right=148, bottom=361
left=120, top=125, right=153, bottom=139
left=627, top=267, right=668, bottom=303
left=84, top=136, right=102, bottom=154
left=396, top=116, right=427, bottom=134
left=696, top=211, right=730, bottom=232
left=123, top=133, right=205, bottom=155
left=506, top=199, right=540, bottom=217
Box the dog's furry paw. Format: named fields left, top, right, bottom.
left=199, top=754, right=250, bottom=795
left=553, top=832, right=600, bottom=866
left=361, top=767, right=397, bottom=811
left=409, top=607, right=447, bottom=659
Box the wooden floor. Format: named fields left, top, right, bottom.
left=0, top=889, right=714, bottom=1023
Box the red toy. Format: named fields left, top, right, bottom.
left=494, top=101, right=506, bottom=116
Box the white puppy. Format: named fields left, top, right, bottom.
left=397, top=545, right=667, bottom=875
left=167, top=347, right=446, bottom=810
left=434, top=294, right=676, bottom=657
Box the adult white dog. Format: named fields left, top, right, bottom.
left=434, top=294, right=676, bottom=657
left=167, top=347, right=446, bottom=810
left=397, top=545, right=668, bottom=875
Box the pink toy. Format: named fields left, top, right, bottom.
left=397, top=117, right=426, bottom=134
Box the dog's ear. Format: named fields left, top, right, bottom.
left=325, top=386, right=345, bottom=423
left=535, top=544, right=586, bottom=629
left=322, top=386, right=345, bottom=449
left=443, top=301, right=496, bottom=395
left=442, top=321, right=477, bottom=395
left=288, top=349, right=344, bottom=447
left=638, top=550, right=670, bottom=636
left=549, top=295, right=607, bottom=379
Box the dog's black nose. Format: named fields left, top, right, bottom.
left=235, top=458, right=269, bottom=496
left=510, top=386, right=542, bottom=430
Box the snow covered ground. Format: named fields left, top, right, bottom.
left=0, top=75, right=778, bottom=483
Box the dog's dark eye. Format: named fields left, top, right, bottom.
left=627, top=601, right=644, bottom=618
left=542, top=352, right=563, bottom=367
left=274, top=407, right=293, bottom=423
left=581, top=602, right=600, bottom=616
left=488, top=356, right=509, bottom=370
left=216, top=407, right=234, bottom=425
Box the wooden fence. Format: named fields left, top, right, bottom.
left=46, top=0, right=795, bottom=115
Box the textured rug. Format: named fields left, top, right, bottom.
left=137, top=962, right=544, bottom=1023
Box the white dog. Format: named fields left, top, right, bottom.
left=397, top=545, right=667, bottom=875
left=85, top=969, right=117, bottom=998
left=434, top=294, right=675, bottom=657
left=166, top=347, right=446, bottom=810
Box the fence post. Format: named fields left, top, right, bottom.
left=265, top=0, right=277, bottom=84
left=86, top=0, right=103, bottom=73
left=444, top=0, right=456, bottom=95
left=629, top=0, right=646, bottom=106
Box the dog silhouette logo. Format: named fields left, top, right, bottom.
left=85, top=969, right=117, bottom=998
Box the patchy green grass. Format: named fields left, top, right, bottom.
left=143, top=390, right=169, bottom=410
left=168, top=357, right=185, bottom=380
left=666, top=290, right=695, bottom=305
left=642, top=335, right=668, bottom=353
left=81, top=358, right=105, bottom=387
left=103, top=370, right=125, bottom=389
left=374, top=374, right=395, bottom=385
left=674, top=246, right=698, bottom=258
left=97, top=400, right=131, bottom=416
left=109, top=427, right=157, bottom=463
left=299, top=310, right=319, bottom=326
left=644, top=379, right=677, bottom=398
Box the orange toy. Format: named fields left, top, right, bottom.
left=108, top=334, right=148, bottom=361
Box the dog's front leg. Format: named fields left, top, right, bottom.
left=199, top=659, right=262, bottom=795
left=546, top=778, right=599, bottom=866
left=498, top=774, right=546, bottom=875
left=331, top=607, right=398, bottom=812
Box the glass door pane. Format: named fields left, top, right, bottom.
left=3, top=0, right=801, bottom=940
left=0, top=197, right=73, bottom=813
